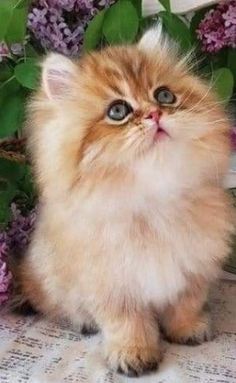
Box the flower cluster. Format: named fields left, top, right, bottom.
left=28, top=0, right=114, bottom=56
left=197, top=1, right=236, bottom=53
left=0, top=204, right=37, bottom=304
left=0, top=42, right=23, bottom=62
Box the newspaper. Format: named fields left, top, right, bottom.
left=0, top=281, right=235, bottom=383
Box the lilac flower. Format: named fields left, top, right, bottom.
left=28, top=0, right=115, bottom=56
left=0, top=204, right=37, bottom=305
left=0, top=42, right=10, bottom=62
left=0, top=41, right=24, bottom=62
left=0, top=233, right=12, bottom=304
left=10, top=43, right=24, bottom=56
left=197, top=1, right=236, bottom=53
left=7, top=204, right=37, bottom=250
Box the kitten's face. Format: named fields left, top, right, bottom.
left=41, top=28, right=228, bottom=173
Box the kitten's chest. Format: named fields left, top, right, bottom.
left=72, top=189, right=203, bottom=305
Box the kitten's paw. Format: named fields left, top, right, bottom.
left=106, top=345, right=161, bottom=377
left=165, top=313, right=213, bottom=346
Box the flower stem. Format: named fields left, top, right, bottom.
left=0, top=76, right=15, bottom=90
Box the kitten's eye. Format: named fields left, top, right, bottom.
left=154, top=87, right=176, bottom=105
left=107, top=100, right=133, bottom=121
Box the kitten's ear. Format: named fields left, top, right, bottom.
left=138, top=23, right=169, bottom=53
left=42, top=53, right=77, bottom=100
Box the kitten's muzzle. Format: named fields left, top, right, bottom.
left=144, top=110, right=169, bottom=141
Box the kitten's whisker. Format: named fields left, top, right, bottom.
left=194, top=138, right=220, bottom=184
left=175, top=89, right=196, bottom=112
left=185, top=76, right=220, bottom=114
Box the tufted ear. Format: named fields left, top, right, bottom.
left=138, top=23, right=170, bottom=53
left=42, top=53, right=77, bottom=101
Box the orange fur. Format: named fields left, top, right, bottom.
left=19, top=27, right=233, bottom=376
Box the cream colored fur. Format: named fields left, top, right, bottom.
left=18, top=27, right=233, bottom=376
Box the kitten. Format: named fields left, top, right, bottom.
left=18, top=26, right=233, bottom=377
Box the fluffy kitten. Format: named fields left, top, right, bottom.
left=18, top=26, right=232, bottom=377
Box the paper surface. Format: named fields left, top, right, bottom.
left=0, top=281, right=235, bottom=383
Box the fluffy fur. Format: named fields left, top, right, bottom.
left=18, top=26, right=233, bottom=376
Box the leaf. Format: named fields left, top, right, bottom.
left=0, top=199, right=12, bottom=228
left=84, top=10, right=106, bottom=51
left=15, top=61, right=41, bottom=90
left=0, top=63, right=13, bottom=82
left=158, top=0, right=171, bottom=13
left=103, top=0, right=139, bottom=44
left=11, top=0, right=31, bottom=8
left=159, top=11, right=191, bottom=51
left=5, top=6, right=28, bottom=43
left=228, top=49, right=236, bottom=83
left=210, top=48, right=228, bottom=71
left=130, top=0, right=142, bottom=17
left=0, top=79, right=26, bottom=138
left=0, top=1, right=13, bottom=40
left=18, top=165, right=36, bottom=205
left=0, top=158, right=26, bottom=182
left=0, top=183, right=18, bottom=228
left=24, top=43, right=40, bottom=58
left=212, top=68, right=234, bottom=103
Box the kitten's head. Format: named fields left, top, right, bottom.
left=34, top=25, right=229, bottom=185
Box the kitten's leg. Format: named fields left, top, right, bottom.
left=160, top=284, right=213, bottom=345
left=101, top=310, right=161, bottom=377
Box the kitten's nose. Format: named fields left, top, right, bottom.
left=145, top=110, right=162, bottom=123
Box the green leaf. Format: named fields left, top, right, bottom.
left=158, top=0, right=171, bottom=13
left=5, top=6, right=28, bottom=43
left=11, top=0, right=31, bottom=8
left=159, top=11, right=191, bottom=51
left=0, top=182, right=18, bottom=228
left=0, top=79, right=26, bottom=138
left=84, top=9, right=106, bottom=51
left=0, top=158, right=26, bottom=182
left=210, top=48, right=228, bottom=71
left=228, top=49, right=236, bottom=83
left=0, top=1, right=13, bottom=40
left=15, top=61, right=41, bottom=90
left=18, top=165, right=36, bottom=204
left=0, top=63, right=13, bottom=82
left=103, top=0, right=139, bottom=44
left=130, top=0, right=142, bottom=17
left=0, top=199, right=11, bottom=228
left=24, top=43, right=40, bottom=58
left=212, top=68, right=234, bottom=103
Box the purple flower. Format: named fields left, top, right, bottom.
left=0, top=233, right=12, bottom=304
left=223, top=4, right=236, bottom=27
left=28, top=0, right=115, bottom=56
left=0, top=41, right=24, bottom=62
left=0, top=204, right=37, bottom=305
left=197, top=1, right=236, bottom=53
left=10, top=43, right=24, bottom=56
left=0, top=42, right=10, bottom=62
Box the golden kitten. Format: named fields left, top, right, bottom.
left=18, top=26, right=232, bottom=377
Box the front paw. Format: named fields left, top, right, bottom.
left=106, top=344, right=161, bottom=377
left=165, top=313, right=213, bottom=346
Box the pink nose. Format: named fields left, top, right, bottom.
left=145, top=110, right=161, bottom=123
